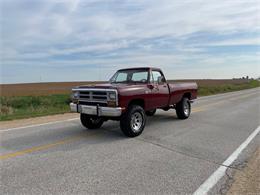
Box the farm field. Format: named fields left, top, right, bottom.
left=0, top=79, right=259, bottom=121
left=0, top=79, right=253, bottom=96
left=0, top=81, right=104, bottom=97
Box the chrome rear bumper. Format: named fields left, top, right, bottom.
left=70, top=103, right=122, bottom=117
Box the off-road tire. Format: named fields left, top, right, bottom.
left=120, top=105, right=146, bottom=137
left=176, top=97, right=191, bottom=119
left=146, top=109, right=156, bottom=116
left=80, top=114, right=104, bottom=129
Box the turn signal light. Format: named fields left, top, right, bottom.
left=107, top=101, right=116, bottom=107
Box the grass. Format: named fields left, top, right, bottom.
left=198, top=80, right=259, bottom=96
left=0, top=94, right=71, bottom=121
left=0, top=80, right=259, bottom=121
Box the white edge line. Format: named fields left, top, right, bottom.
left=193, top=126, right=260, bottom=195
left=0, top=118, right=79, bottom=132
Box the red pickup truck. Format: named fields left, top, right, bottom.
left=70, top=67, right=197, bottom=137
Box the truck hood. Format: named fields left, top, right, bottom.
left=75, top=83, right=147, bottom=95
left=77, top=83, right=115, bottom=89
left=76, top=83, right=144, bottom=90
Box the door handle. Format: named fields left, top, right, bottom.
left=154, top=87, right=159, bottom=91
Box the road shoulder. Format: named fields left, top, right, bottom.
left=227, top=147, right=260, bottom=195
left=0, top=113, right=78, bottom=130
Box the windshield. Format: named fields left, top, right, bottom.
left=110, top=69, right=149, bottom=84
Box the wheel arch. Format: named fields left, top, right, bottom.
left=127, top=98, right=145, bottom=110
left=183, top=92, right=191, bottom=100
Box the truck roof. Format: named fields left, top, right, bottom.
left=118, top=67, right=162, bottom=71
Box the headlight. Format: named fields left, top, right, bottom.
left=108, top=92, right=116, bottom=100
left=72, top=91, right=79, bottom=99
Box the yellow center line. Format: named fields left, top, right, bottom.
left=192, top=107, right=206, bottom=112
left=0, top=136, right=82, bottom=160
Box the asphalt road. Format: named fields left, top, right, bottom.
left=1, top=88, right=259, bottom=194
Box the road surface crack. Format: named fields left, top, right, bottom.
left=136, top=137, right=241, bottom=170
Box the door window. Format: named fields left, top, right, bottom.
left=152, top=71, right=164, bottom=84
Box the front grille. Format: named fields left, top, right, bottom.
left=79, top=91, right=108, bottom=101
left=75, top=89, right=117, bottom=107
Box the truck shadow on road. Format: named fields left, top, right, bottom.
left=48, top=114, right=181, bottom=152
left=102, top=113, right=179, bottom=135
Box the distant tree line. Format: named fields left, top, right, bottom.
left=233, top=76, right=255, bottom=80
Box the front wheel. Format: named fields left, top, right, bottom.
left=176, top=97, right=191, bottom=119
left=120, top=105, right=146, bottom=137
left=80, top=114, right=104, bottom=129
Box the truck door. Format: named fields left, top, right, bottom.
left=150, top=70, right=169, bottom=108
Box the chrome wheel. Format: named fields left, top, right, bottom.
left=131, top=112, right=143, bottom=132
left=120, top=105, right=146, bottom=137
left=183, top=101, right=190, bottom=116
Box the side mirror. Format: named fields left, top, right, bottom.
left=157, top=76, right=165, bottom=84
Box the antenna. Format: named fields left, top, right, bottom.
left=98, top=64, right=101, bottom=81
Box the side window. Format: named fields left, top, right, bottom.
left=152, top=71, right=164, bottom=84
left=131, top=71, right=148, bottom=82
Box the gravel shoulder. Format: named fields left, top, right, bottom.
left=227, top=147, right=260, bottom=195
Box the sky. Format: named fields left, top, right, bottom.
left=1, top=0, right=259, bottom=84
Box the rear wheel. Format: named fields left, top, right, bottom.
left=80, top=114, right=104, bottom=129
left=120, top=105, right=146, bottom=137
left=146, top=109, right=156, bottom=116
left=176, top=97, right=191, bottom=119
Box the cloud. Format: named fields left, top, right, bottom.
left=202, top=37, right=260, bottom=46
left=1, top=0, right=259, bottom=83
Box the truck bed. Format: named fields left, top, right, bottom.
left=168, top=82, right=198, bottom=105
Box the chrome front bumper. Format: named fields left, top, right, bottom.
left=70, top=103, right=122, bottom=117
